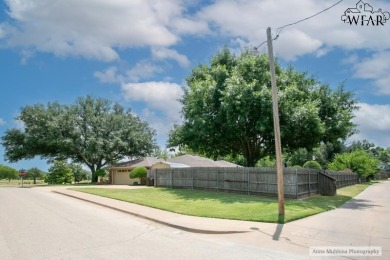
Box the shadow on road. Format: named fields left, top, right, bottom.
left=340, top=198, right=381, bottom=210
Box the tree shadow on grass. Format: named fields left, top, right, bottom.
left=160, top=187, right=278, bottom=205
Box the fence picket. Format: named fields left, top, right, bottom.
left=153, top=167, right=358, bottom=198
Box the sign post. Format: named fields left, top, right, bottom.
left=19, top=169, right=26, bottom=188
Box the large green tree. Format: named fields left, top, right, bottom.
left=168, top=48, right=358, bottom=166
left=1, top=96, right=156, bottom=182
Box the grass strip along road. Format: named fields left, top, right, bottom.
left=72, top=183, right=371, bottom=223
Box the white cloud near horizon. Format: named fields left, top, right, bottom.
left=121, top=81, right=183, bottom=122
left=352, top=51, right=390, bottom=95
left=0, top=118, right=5, bottom=126
left=350, top=103, right=390, bottom=148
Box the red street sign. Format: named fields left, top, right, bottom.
left=19, top=169, right=26, bottom=177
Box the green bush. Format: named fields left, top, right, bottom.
left=303, top=160, right=321, bottom=170
left=129, top=166, right=147, bottom=179
left=328, top=150, right=380, bottom=179
left=292, top=165, right=302, bottom=168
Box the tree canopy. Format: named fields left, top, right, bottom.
left=0, top=165, right=18, bottom=181
left=1, top=96, right=156, bottom=182
left=168, top=48, right=358, bottom=166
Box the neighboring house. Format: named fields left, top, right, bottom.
left=109, top=155, right=241, bottom=185
left=151, top=161, right=191, bottom=169
left=166, top=154, right=241, bottom=167
left=109, top=157, right=160, bottom=185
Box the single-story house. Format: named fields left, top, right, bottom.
left=109, top=155, right=241, bottom=185
left=151, top=161, right=191, bottom=169
left=166, top=154, right=241, bottom=167
left=109, top=157, right=160, bottom=185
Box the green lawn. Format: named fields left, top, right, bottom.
left=71, top=182, right=373, bottom=223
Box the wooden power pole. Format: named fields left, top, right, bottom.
left=266, top=27, right=285, bottom=219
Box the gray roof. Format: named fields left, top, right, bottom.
left=111, top=157, right=160, bottom=168
left=167, top=155, right=241, bottom=167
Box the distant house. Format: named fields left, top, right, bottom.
left=166, top=154, right=241, bottom=167
left=109, top=157, right=160, bottom=185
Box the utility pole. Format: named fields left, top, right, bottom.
left=266, top=27, right=285, bottom=219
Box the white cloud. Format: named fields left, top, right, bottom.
left=94, top=67, right=124, bottom=84
left=352, top=52, right=390, bottom=95
left=126, top=60, right=163, bottom=82
left=351, top=103, right=390, bottom=147
left=152, top=47, right=190, bottom=67
left=94, top=60, right=163, bottom=84
left=121, top=81, right=183, bottom=121
left=2, top=0, right=182, bottom=61
left=0, top=118, right=6, bottom=126
left=197, top=0, right=390, bottom=60
left=139, top=108, right=173, bottom=145
left=3, top=0, right=389, bottom=63
left=273, top=29, right=322, bottom=61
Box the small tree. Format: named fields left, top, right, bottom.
left=69, top=163, right=88, bottom=183
left=94, top=169, right=107, bottom=183
left=26, top=167, right=44, bottom=184
left=45, top=160, right=73, bottom=184
left=328, top=150, right=380, bottom=180
left=303, top=160, right=322, bottom=170
left=129, top=166, right=147, bottom=185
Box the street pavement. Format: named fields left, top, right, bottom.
left=2, top=181, right=389, bottom=259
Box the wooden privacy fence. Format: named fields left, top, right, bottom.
left=148, top=167, right=358, bottom=199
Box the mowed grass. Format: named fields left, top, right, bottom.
left=72, top=182, right=373, bottom=223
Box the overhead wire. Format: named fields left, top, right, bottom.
left=253, top=0, right=344, bottom=51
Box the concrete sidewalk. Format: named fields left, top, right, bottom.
left=35, top=181, right=390, bottom=258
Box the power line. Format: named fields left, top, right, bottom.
left=253, top=0, right=344, bottom=50
left=275, top=0, right=344, bottom=38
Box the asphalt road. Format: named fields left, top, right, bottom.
left=0, top=187, right=299, bottom=260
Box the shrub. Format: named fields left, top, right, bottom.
left=328, top=150, right=380, bottom=179
left=292, top=165, right=302, bottom=168
left=303, top=160, right=321, bottom=170
left=129, top=166, right=147, bottom=179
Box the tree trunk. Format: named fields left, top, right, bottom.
left=90, top=167, right=98, bottom=183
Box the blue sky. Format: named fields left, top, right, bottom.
left=1, top=0, right=390, bottom=171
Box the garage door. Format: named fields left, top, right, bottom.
left=113, top=172, right=139, bottom=185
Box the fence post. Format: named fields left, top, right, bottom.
left=217, top=168, right=219, bottom=191
left=154, top=169, right=157, bottom=187
left=171, top=169, right=173, bottom=188
left=247, top=168, right=250, bottom=195
left=296, top=169, right=298, bottom=199
left=309, top=169, right=311, bottom=196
